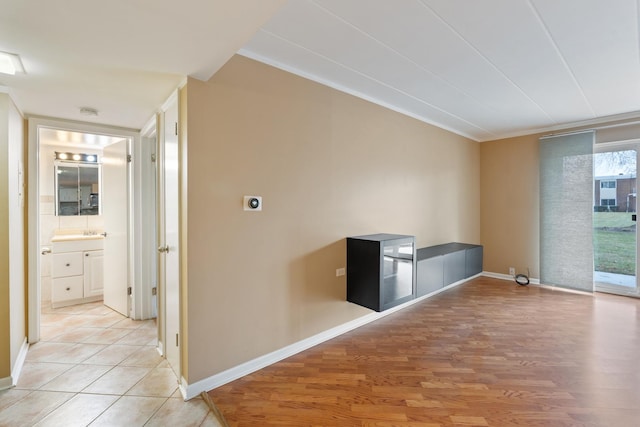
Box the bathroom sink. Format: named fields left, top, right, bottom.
left=51, top=234, right=104, bottom=253
left=51, top=234, right=104, bottom=242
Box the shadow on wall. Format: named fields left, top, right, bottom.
left=288, top=239, right=347, bottom=336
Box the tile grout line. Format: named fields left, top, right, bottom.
left=2, top=300, right=175, bottom=426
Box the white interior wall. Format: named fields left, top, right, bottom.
left=6, top=95, right=26, bottom=375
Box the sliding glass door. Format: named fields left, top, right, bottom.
left=593, top=143, right=639, bottom=296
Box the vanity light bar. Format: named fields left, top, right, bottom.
left=55, top=152, right=99, bottom=163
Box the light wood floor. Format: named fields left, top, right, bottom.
left=208, top=277, right=640, bottom=426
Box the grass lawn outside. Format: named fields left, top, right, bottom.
left=594, top=211, right=636, bottom=275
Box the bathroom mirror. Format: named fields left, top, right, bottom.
left=55, top=161, right=101, bottom=216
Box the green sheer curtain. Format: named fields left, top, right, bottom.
left=539, top=131, right=595, bottom=292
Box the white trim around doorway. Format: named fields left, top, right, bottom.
left=26, top=116, right=148, bottom=343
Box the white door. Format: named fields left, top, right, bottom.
left=160, top=100, right=180, bottom=375
left=103, top=139, right=129, bottom=316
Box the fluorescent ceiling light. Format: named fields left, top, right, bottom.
left=0, top=51, right=25, bottom=75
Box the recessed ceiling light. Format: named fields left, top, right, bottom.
left=80, top=107, right=99, bottom=117
left=0, top=51, right=25, bottom=75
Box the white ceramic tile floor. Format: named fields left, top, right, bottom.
left=0, top=301, right=222, bottom=426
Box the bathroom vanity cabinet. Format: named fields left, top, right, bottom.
left=51, top=236, right=104, bottom=308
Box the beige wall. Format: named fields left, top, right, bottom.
left=480, top=118, right=640, bottom=279
left=480, top=133, right=541, bottom=278
left=183, top=55, right=481, bottom=383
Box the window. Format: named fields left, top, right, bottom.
left=601, top=199, right=616, bottom=206
left=601, top=180, right=616, bottom=189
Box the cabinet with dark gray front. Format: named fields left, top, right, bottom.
left=347, top=234, right=416, bottom=312
left=416, top=243, right=483, bottom=297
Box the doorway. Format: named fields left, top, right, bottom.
left=593, top=142, right=640, bottom=297
left=27, top=117, right=156, bottom=344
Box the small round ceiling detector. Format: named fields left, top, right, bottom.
left=80, top=107, right=99, bottom=117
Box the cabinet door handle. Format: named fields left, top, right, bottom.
left=66, top=287, right=70, bottom=291
left=85, top=253, right=90, bottom=257
left=66, top=263, right=70, bottom=267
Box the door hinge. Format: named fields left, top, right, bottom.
left=151, top=154, right=156, bottom=163
left=127, top=286, right=132, bottom=296
left=175, top=333, right=179, bottom=347
left=151, top=287, right=157, bottom=296
left=127, top=154, right=132, bottom=163
left=174, top=122, right=178, bottom=136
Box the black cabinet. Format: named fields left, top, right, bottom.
left=416, top=243, right=483, bottom=297
left=347, top=234, right=416, bottom=312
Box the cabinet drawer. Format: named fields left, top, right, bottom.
left=52, top=252, right=83, bottom=277
left=52, top=276, right=84, bottom=302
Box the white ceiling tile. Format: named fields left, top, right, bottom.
left=240, top=31, right=497, bottom=140
left=316, top=0, right=555, bottom=123
left=531, top=0, right=640, bottom=117
left=6, top=0, right=639, bottom=139
left=424, top=0, right=598, bottom=125
left=259, top=1, right=542, bottom=136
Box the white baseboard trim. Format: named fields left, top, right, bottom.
left=156, top=341, right=164, bottom=357
left=181, top=311, right=379, bottom=400
left=482, top=271, right=540, bottom=285
left=1, top=338, right=29, bottom=390
left=482, top=271, right=594, bottom=295
left=0, top=376, right=12, bottom=390
left=181, top=274, right=478, bottom=400
left=11, top=338, right=29, bottom=387
left=179, top=377, right=188, bottom=400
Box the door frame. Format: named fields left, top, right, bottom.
left=156, top=90, right=181, bottom=381
left=593, top=139, right=640, bottom=298
left=27, top=116, right=145, bottom=342
left=138, top=118, right=158, bottom=320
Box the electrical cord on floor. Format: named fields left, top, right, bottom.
left=515, top=268, right=530, bottom=286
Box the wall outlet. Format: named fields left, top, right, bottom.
left=509, top=267, right=516, bottom=276
left=336, top=267, right=345, bottom=277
